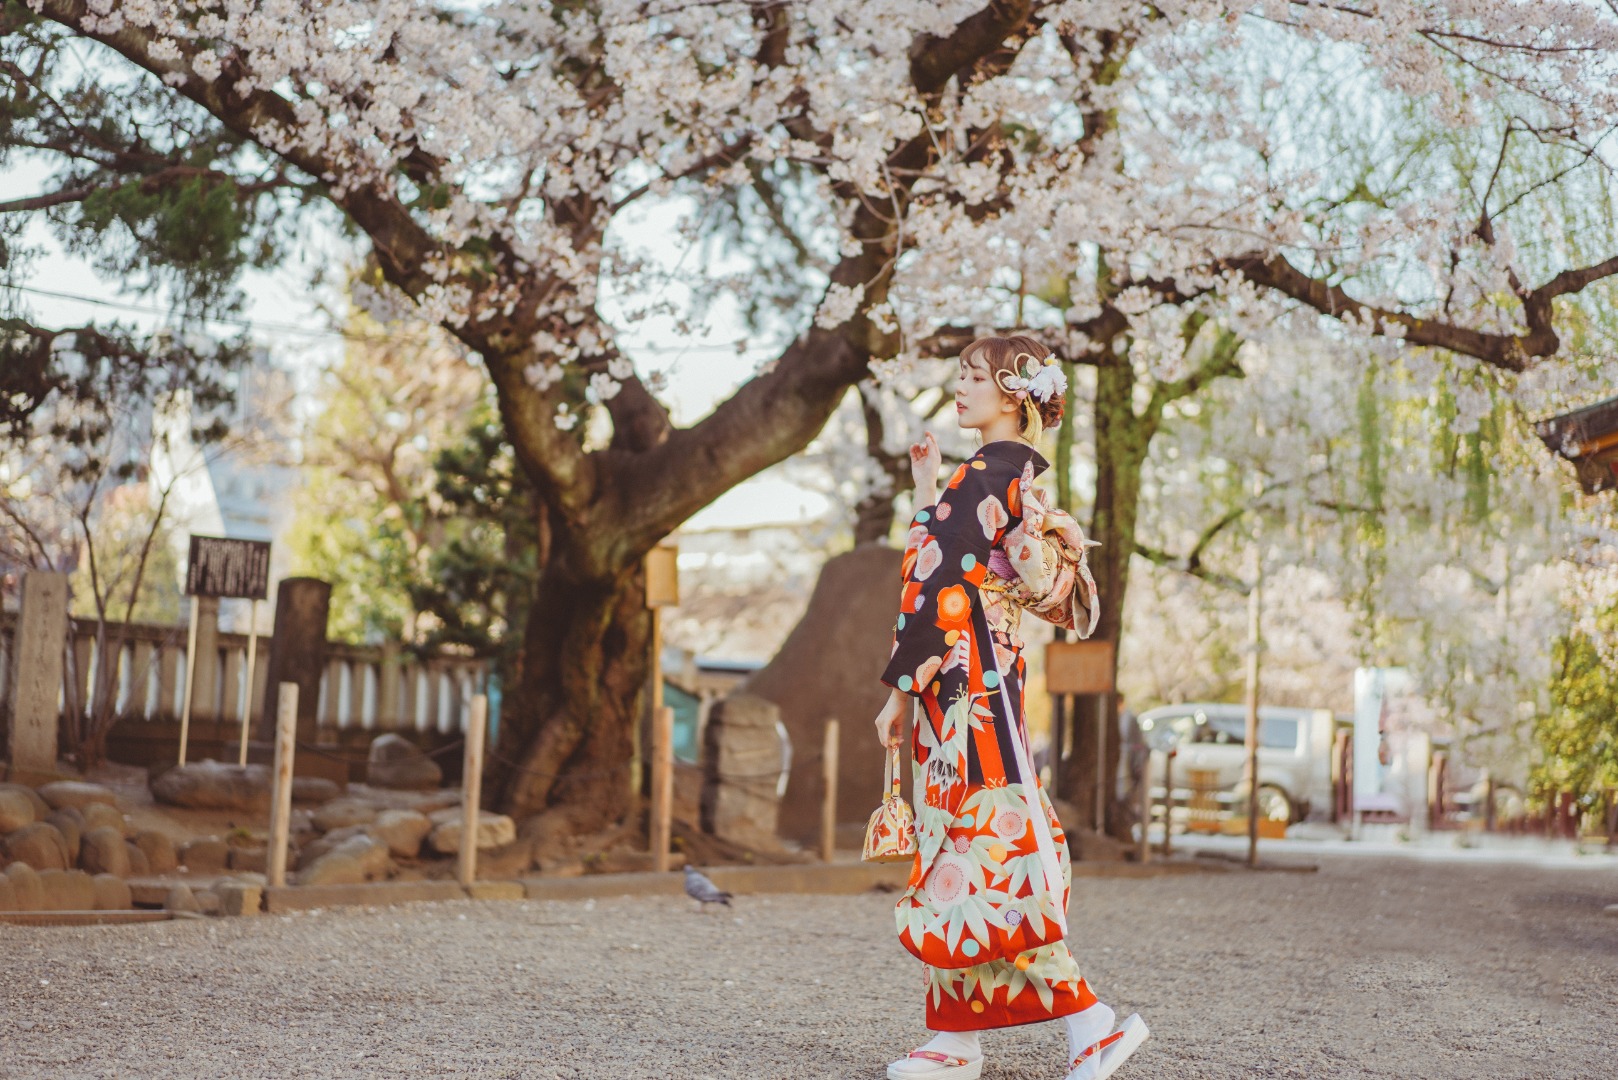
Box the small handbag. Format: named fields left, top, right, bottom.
left=862, top=741, right=917, bottom=863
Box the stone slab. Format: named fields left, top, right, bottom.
left=263, top=880, right=468, bottom=913
left=0, top=910, right=173, bottom=926
left=465, top=881, right=525, bottom=901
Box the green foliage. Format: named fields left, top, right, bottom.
left=1534, top=612, right=1618, bottom=800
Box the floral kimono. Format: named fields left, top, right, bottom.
left=881, top=440, right=1099, bottom=1031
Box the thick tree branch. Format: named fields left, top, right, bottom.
left=1224, top=251, right=1618, bottom=372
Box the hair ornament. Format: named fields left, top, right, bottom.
left=1000, top=351, right=1066, bottom=404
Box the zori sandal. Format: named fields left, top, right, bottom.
left=1065, top=1028, right=1126, bottom=1080
left=887, top=1049, right=985, bottom=1080
left=1097, top=1013, right=1149, bottom=1079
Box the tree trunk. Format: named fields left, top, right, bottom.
left=1059, top=355, right=1148, bottom=842
left=490, top=537, right=655, bottom=830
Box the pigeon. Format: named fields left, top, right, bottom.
left=683, top=864, right=732, bottom=910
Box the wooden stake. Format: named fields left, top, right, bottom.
left=820, top=718, right=840, bottom=863
left=1137, top=748, right=1152, bottom=865
left=238, top=599, right=259, bottom=766
left=650, top=704, right=674, bottom=872
left=1161, top=748, right=1176, bottom=859
left=1094, top=702, right=1107, bottom=834
left=458, top=694, right=489, bottom=888
left=177, top=595, right=201, bottom=765
left=267, top=682, right=298, bottom=888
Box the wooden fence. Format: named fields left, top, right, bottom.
left=0, top=611, right=488, bottom=776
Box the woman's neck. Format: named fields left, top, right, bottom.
left=977, top=413, right=1025, bottom=447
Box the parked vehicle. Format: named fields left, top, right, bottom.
left=1139, top=703, right=1339, bottom=824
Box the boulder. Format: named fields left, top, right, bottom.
left=0, top=875, right=16, bottom=911
left=37, top=868, right=96, bottom=911
left=3, top=822, right=69, bottom=871
left=81, top=801, right=131, bottom=838
left=228, top=846, right=274, bottom=874
left=6, top=863, right=45, bottom=910
left=366, top=733, right=442, bottom=790
left=217, top=881, right=262, bottom=917
left=298, top=833, right=392, bottom=887
left=92, top=873, right=133, bottom=911
left=79, top=826, right=132, bottom=877
left=125, top=842, right=151, bottom=876
left=292, top=777, right=343, bottom=804
left=163, top=883, right=201, bottom=914
left=194, top=888, right=222, bottom=916
left=133, top=831, right=179, bottom=874
left=373, top=809, right=433, bottom=859
left=38, top=781, right=119, bottom=812
left=428, top=812, right=517, bottom=855
left=0, top=783, right=49, bottom=822
left=0, top=788, right=36, bottom=833
left=296, top=824, right=376, bottom=870
left=179, top=837, right=230, bottom=874
left=311, top=798, right=380, bottom=833
left=44, top=809, right=83, bottom=864
left=150, top=762, right=270, bottom=813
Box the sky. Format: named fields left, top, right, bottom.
left=3, top=157, right=834, bottom=533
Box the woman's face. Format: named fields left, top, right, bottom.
left=955, top=355, right=1015, bottom=432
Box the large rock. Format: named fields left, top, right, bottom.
left=228, top=846, right=271, bottom=874
left=311, top=798, right=379, bottom=833
left=2, top=822, right=69, bottom=871
left=125, top=842, right=151, bottom=876
left=428, top=812, right=517, bottom=855
left=366, top=733, right=442, bottom=790
left=0, top=783, right=49, bottom=822
left=81, top=801, right=131, bottom=838
left=79, top=826, right=132, bottom=877
left=699, top=693, right=787, bottom=848
left=297, top=834, right=392, bottom=886
left=292, top=777, right=343, bottom=804
left=133, top=831, right=179, bottom=874
left=0, top=875, right=16, bottom=911
left=741, top=545, right=901, bottom=843
left=44, top=809, right=84, bottom=864
left=92, top=873, right=133, bottom=911
left=373, top=809, right=433, bottom=859
left=6, top=863, right=44, bottom=910
left=163, top=883, right=201, bottom=914
left=38, top=781, right=119, bottom=811
left=296, top=824, right=376, bottom=870
left=179, top=837, right=230, bottom=874
left=217, top=880, right=262, bottom=916
left=0, top=788, right=36, bottom=833
left=37, top=868, right=96, bottom=911
left=151, top=763, right=271, bottom=813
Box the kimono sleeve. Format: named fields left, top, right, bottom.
left=880, top=456, right=1017, bottom=697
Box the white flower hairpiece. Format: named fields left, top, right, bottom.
left=998, top=353, right=1067, bottom=403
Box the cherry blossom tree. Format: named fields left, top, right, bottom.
left=17, top=1, right=1618, bottom=831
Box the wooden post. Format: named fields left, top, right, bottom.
left=1244, top=563, right=1264, bottom=868
left=8, top=572, right=69, bottom=783
left=238, top=599, right=260, bottom=766
left=1137, top=748, right=1152, bottom=865
left=458, top=694, right=489, bottom=888
left=820, top=718, right=840, bottom=863
left=1093, top=703, right=1107, bottom=835
left=1161, top=748, right=1176, bottom=859
left=266, top=682, right=298, bottom=888
left=649, top=704, right=674, bottom=872
left=177, top=595, right=201, bottom=766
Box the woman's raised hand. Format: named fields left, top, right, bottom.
left=909, top=431, right=941, bottom=503
left=873, top=688, right=906, bottom=748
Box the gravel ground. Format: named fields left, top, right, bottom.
left=1, top=852, right=1614, bottom=1079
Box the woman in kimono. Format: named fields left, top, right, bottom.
left=872, top=336, right=1148, bottom=1080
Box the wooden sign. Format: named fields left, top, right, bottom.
left=185, top=535, right=271, bottom=599
left=1045, top=640, right=1115, bottom=695
left=645, top=544, right=679, bottom=608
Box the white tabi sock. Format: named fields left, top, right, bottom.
left=1063, top=1001, right=1116, bottom=1067
left=917, top=1030, right=982, bottom=1062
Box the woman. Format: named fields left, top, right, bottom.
left=872, top=336, right=1148, bottom=1080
